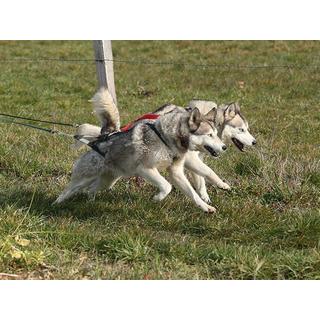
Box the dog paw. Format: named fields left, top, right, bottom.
left=153, top=193, right=167, bottom=201
left=218, top=182, right=231, bottom=190
left=152, top=194, right=162, bottom=201
left=206, top=205, right=217, bottom=213
left=200, top=193, right=212, bottom=204
left=199, top=203, right=216, bottom=213
left=152, top=185, right=172, bottom=202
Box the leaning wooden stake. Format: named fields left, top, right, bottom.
left=93, top=40, right=117, bottom=104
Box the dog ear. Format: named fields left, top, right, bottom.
left=204, top=108, right=217, bottom=122
left=234, top=102, right=241, bottom=113
left=188, top=107, right=201, bottom=131
left=224, top=103, right=239, bottom=120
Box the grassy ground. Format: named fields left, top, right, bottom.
left=0, top=41, right=319, bottom=279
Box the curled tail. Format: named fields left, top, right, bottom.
left=70, top=123, right=101, bottom=150
left=90, top=87, right=120, bottom=134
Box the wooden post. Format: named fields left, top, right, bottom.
left=93, top=40, right=117, bottom=104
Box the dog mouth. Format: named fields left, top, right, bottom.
left=231, top=138, right=245, bottom=152
left=204, top=145, right=219, bottom=157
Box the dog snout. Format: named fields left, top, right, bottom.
left=222, top=144, right=227, bottom=151
left=252, top=140, right=257, bottom=146
left=204, top=145, right=219, bottom=157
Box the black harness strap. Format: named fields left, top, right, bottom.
left=1, top=116, right=170, bottom=158
left=0, top=112, right=78, bottom=127
left=1, top=119, right=103, bottom=154
left=146, top=122, right=169, bottom=148
left=85, top=131, right=124, bottom=157
left=87, top=140, right=107, bottom=157
left=2, top=120, right=68, bottom=136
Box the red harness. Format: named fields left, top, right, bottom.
left=120, top=113, right=160, bottom=132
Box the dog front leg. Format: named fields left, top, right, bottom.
left=168, top=160, right=216, bottom=213
left=189, top=171, right=211, bottom=204
left=185, top=152, right=230, bottom=190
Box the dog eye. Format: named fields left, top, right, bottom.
left=239, top=128, right=245, bottom=132
left=207, top=133, right=214, bottom=137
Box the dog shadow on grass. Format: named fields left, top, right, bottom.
left=1, top=180, right=238, bottom=240
left=1, top=185, right=218, bottom=239
left=0, top=186, right=151, bottom=223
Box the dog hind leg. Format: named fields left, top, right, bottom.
left=137, top=167, right=172, bottom=201
left=53, top=176, right=97, bottom=204
left=87, top=173, right=121, bottom=197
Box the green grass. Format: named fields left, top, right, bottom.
left=0, top=40, right=319, bottom=279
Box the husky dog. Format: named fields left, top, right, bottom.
left=149, top=100, right=256, bottom=202
left=70, top=97, right=256, bottom=204
left=171, top=100, right=257, bottom=203
left=55, top=89, right=227, bottom=212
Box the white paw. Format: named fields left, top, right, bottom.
left=153, top=193, right=167, bottom=201
left=218, top=182, right=231, bottom=190
left=200, top=193, right=212, bottom=204
left=199, top=202, right=216, bottom=213
left=205, top=205, right=217, bottom=213
left=153, top=185, right=172, bottom=202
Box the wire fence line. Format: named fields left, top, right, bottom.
left=0, top=57, right=319, bottom=70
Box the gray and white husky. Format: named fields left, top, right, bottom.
left=55, top=89, right=227, bottom=212
left=172, top=99, right=256, bottom=203
left=68, top=93, right=256, bottom=205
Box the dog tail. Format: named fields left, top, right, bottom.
left=90, top=87, right=120, bottom=134
left=70, top=123, right=101, bottom=150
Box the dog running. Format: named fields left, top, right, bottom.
left=55, top=88, right=226, bottom=212
left=55, top=89, right=256, bottom=212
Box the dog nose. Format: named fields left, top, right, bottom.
left=252, top=140, right=257, bottom=146
left=222, top=145, right=227, bottom=151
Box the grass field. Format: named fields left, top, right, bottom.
left=0, top=41, right=319, bottom=279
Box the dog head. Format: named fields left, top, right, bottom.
left=185, top=108, right=227, bottom=157
left=218, top=103, right=256, bottom=151
left=186, top=100, right=256, bottom=152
